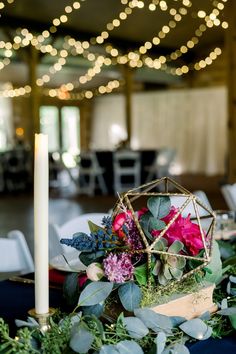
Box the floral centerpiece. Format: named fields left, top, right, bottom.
left=60, top=177, right=215, bottom=317
left=1, top=178, right=236, bottom=354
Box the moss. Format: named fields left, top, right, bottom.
left=140, top=272, right=204, bottom=307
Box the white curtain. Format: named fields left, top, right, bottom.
left=0, top=97, right=14, bottom=150
left=91, top=87, right=227, bottom=175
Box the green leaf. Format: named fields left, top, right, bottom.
left=78, top=281, right=113, bottom=306
left=123, top=317, right=149, bottom=339
left=163, top=264, right=172, bottom=280
left=134, top=308, right=173, bottom=334
left=118, top=282, right=142, bottom=312
left=100, top=345, right=120, bottom=354
left=176, top=257, right=186, bottom=269
left=140, top=213, right=154, bottom=241
left=82, top=303, right=104, bottom=317
left=155, top=331, right=166, bottom=354
left=79, top=250, right=105, bottom=266
left=217, top=307, right=236, bottom=316
left=154, top=238, right=168, bottom=251
left=149, top=217, right=166, bottom=231
left=116, top=340, right=144, bottom=354
left=179, top=318, right=212, bottom=340
left=147, top=196, right=171, bottom=219
left=70, top=325, right=94, bottom=353
left=88, top=220, right=104, bottom=233
left=134, top=263, right=148, bottom=286
left=168, top=240, right=184, bottom=254
left=170, top=267, right=183, bottom=280
left=204, top=240, right=222, bottom=284
left=169, top=344, right=190, bottom=354
left=63, top=272, right=79, bottom=306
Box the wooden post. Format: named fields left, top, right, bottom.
left=226, top=0, right=236, bottom=182
left=28, top=45, right=40, bottom=145
left=123, top=65, right=134, bottom=147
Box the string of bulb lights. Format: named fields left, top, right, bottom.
left=0, top=0, right=229, bottom=100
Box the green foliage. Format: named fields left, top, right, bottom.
left=140, top=196, right=171, bottom=241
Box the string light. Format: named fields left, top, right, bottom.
left=0, top=0, right=229, bottom=100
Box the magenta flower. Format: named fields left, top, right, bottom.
left=103, top=252, right=134, bottom=283
left=113, top=211, right=132, bottom=238
left=152, top=207, right=204, bottom=256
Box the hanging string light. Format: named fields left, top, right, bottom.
left=0, top=0, right=229, bottom=100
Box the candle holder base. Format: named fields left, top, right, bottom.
left=28, top=308, right=56, bottom=332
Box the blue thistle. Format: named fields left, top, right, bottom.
left=60, top=232, right=96, bottom=251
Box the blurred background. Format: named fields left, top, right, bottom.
left=0, top=0, right=234, bottom=254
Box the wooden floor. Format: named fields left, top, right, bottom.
left=0, top=174, right=228, bottom=257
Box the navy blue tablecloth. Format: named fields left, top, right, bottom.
left=0, top=278, right=236, bottom=353
left=0, top=278, right=65, bottom=332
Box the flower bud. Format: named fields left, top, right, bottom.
left=86, top=262, right=104, bottom=281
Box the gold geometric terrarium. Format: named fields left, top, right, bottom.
left=112, top=177, right=215, bottom=287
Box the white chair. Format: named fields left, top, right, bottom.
left=113, top=150, right=141, bottom=193
left=49, top=213, right=110, bottom=260
left=145, top=148, right=176, bottom=183
left=193, top=190, right=213, bottom=211
left=221, top=184, right=236, bottom=210
left=78, top=151, right=108, bottom=196
left=0, top=230, right=34, bottom=275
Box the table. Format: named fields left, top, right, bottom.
left=0, top=276, right=235, bottom=353
left=0, top=276, right=66, bottom=334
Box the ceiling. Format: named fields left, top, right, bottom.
left=0, top=0, right=228, bottom=95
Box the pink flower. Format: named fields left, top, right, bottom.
left=113, top=211, right=132, bottom=238
left=137, top=207, right=148, bottom=218
left=103, top=252, right=134, bottom=283
left=153, top=207, right=204, bottom=256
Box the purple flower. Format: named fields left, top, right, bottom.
left=103, top=253, right=134, bottom=283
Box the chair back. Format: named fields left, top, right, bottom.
left=0, top=230, right=34, bottom=274
left=145, top=148, right=176, bottom=184
left=221, top=184, right=236, bottom=210
left=113, top=150, right=141, bottom=192
left=78, top=151, right=108, bottom=195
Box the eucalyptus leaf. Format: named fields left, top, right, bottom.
left=204, top=240, right=222, bottom=284
left=147, top=196, right=171, bottom=219
left=70, top=326, right=94, bottom=353
left=79, top=251, right=105, bottom=266
left=179, top=318, right=211, bottom=340
left=134, top=308, right=173, bottom=334
left=116, top=340, right=144, bottom=354
left=170, top=344, right=190, bottom=354
left=99, top=345, right=120, bottom=354
left=155, top=331, right=166, bottom=354
left=170, top=316, right=186, bottom=327
left=221, top=298, right=228, bottom=310
left=15, top=317, right=39, bottom=328
left=78, top=281, right=113, bottom=306
left=118, top=282, right=142, bottom=312
left=217, top=307, right=236, bottom=316
left=82, top=303, right=104, bottom=317
left=229, top=275, right=236, bottom=283
left=149, top=217, right=166, bottom=231
left=229, top=315, right=236, bottom=330
left=123, top=317, right=149, bottom=339
left=63, top=272, right=79, bottom=306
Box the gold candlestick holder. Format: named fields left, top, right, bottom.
left=28, top=308, right=56, bottom=332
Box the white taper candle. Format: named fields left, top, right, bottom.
left=34, top=133, right=49, bottom=314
